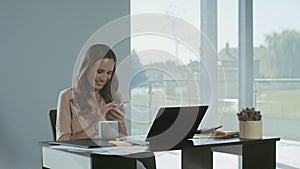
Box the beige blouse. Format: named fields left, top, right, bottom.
left=56, top=88, right=103, bottom=141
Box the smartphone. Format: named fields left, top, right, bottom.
left=117, top=101, right=130, bottom=107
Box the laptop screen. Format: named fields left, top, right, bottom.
left=145, top=105, right=208, bottom=149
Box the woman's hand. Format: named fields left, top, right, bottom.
left=106, top=106, right=127, bottom=136
left=106, top=107, right=125, bottom=122
left=100, top=101, right=127, bottom=136
left=100, top=101, right=117, bottom=118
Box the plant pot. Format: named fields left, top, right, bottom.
left=239, top=121, right=262, bottom=139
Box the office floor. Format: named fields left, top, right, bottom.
left=154, top=139, right=300, bottom=169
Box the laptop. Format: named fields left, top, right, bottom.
left=124, top=105, right=209, bottom=150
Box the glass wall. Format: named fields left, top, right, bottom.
left=130, top=0, right=300, bottom=168
left=130, top=0, right=300, bottom=139
left=130, top=0, right=201, bottom=135
left=254, top=0, right=300, bottom=141
left=217, top=0, right=239, bottom=130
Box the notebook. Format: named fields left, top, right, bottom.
left=49, top=139, right=114, bottom=148
left=124, top=105, right=209, bottom=149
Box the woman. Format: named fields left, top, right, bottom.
left=56, top=44, right=127, bottom=141
left=56, top=44, right=156, bottom=169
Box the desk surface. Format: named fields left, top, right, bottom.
left=190, top=136, right=280, bottom=147
left=40, top=136, right=280, bottom=154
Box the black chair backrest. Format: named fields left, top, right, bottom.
left=49, top=109, right=57, bottom=141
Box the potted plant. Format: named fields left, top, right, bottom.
left=237, top=107, right=262, bottom=139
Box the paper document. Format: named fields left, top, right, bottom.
left=93, top=145, right=149, bottom=155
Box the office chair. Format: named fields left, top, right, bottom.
left=49, top=109, right=57, bottom=141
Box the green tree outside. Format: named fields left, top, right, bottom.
left=261, top=30, right=300, bottom=78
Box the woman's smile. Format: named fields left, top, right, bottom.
left=95, top=78, right=106, bottom=87
left=92, top=58, right=115, bottom=91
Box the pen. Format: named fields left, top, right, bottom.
left=196, top=125, right=223, bottom=134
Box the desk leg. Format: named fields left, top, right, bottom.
left=91, top=154, right=136, bottom=169
left=242, top=141, right=276, bottom=169
left=182, top=147, right=212, bottom=169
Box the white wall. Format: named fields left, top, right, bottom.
left=0, top=0, right=130, bottom=168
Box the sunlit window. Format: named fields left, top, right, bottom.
left=130, top=0, right=200, bottom=135
left=254, top=0, right=300, bottom=140
left=217, top=0, right=239, bottom=131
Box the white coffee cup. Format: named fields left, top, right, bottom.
left=98, top=121, right=118, bottom=140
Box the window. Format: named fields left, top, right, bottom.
left=130, top=0, right=300, bottom=141
left=217, top=0, right=239, bottom=130
left=130, top=0, right=300, bottom=168
left=254, top=0, right=300, bottom=141
left=130, top=0, right=200, bottom=135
